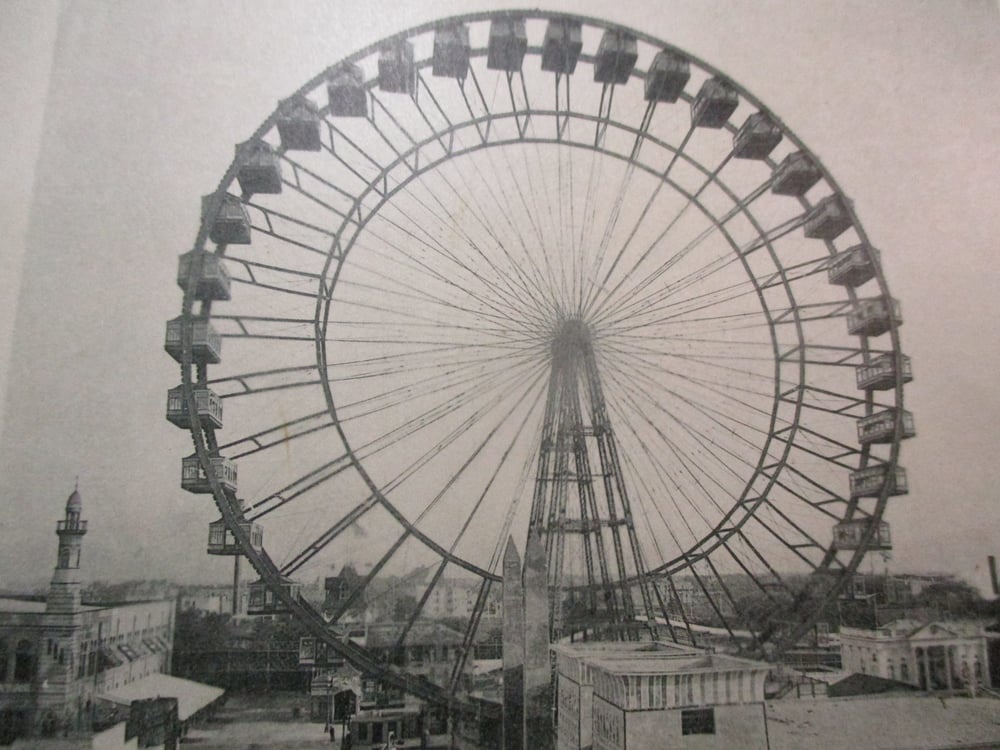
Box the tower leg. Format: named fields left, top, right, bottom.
left=232, top=556, right=241, bottom=615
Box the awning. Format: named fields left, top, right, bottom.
left=101, top=673, right=225, bottom=721
left=99, top=645, right=123, bottom=669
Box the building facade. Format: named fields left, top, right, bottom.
left=554, top=641, right=770, bottom=750
left=0, top=489, right=175, bottom=743
left=840, top=619, right=994, bottom=693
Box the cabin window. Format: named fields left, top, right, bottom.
left=681, top=707, right=715, bottom=735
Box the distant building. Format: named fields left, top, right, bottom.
left=655, top=576, right=736, bottom=625
left=298, top=619, right=474, bottom=721
left=178, top=584, right=246, bottom=616
left=840, top=619, right=996, bottom=692
left=0, top=488, right=176, bottom=743
left=424, top=578, right=501, bottom=620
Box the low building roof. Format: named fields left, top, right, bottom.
left=0, top=596, right=102, bottom=614
left=767, top=695, right=1000, bottom=750
left=364, top=621, right=465, bottom=648
left=589, top=652, right=768, bottom=677
left=101, top=673, right=224, bottom=721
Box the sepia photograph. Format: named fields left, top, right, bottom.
left=0, top=1, right=998, bottom=747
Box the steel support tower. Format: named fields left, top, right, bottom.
left=528, top=317, right=662, bottom=640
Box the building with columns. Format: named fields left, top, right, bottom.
left=840, top=619, right=995, bottom=693
left=0, top=488, right=176, bottom=743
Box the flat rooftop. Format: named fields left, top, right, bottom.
left=767, top=695, right=1000, bottom=750
left=590, top=652, right=768, bottom=676
left=552, top=640, right=700, bottom=657
left=0, top=596, right=101, bottom=614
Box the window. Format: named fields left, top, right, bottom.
left=681, top=707, right=715, bottom=736
left=14, top=640, right=35, bottom=683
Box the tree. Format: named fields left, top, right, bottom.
left=173, top=609, right=231, bottom=653
left=391, top=593, right=419, bottom=623
left=915, top=579, right=983, bottom=617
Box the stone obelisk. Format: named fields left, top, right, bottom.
left=502, top=537, right=525, bottom=750
left=522, top=531, right=553, bottom=750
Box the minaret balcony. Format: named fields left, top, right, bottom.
left=57, top=519, right=88, bottom=533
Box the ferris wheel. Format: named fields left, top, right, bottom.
left=165, top=10, right=912, bottom=706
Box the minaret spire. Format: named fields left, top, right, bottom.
left=46, top=485, right=88, bottom=613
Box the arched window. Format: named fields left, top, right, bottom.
left=14, top=640, right=36, bottom=683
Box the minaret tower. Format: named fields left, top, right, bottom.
left=46, top=485, right=88, bottom=613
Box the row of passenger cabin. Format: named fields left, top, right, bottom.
left=541, top=19, right=582, bottom=74
left=247, top=576, right=302, bottom=615
left=164, top=316, right=222, bottom=365
left=832, top=519, right=892, bottom=551
left=324, top=23, right=747, bottom=136
left=857, top=409, right=916, bottom=445
left=847, top=297, right=902, bottom=337
left=803, top=195, right=853, bottom=240
left=856, top=353, right=913, bottom=391
left=733, top=112, right=783, bottom=160
left=829, top=244, right=879, bottom=287
left=166, top=386, right=223, bottom=429
left=849, top=464, right=908, bottom=498
left=771, top=152, right=822, bottom=196
left=203, top=194, right=251, bottom=245
left=177, top=249, right=231, bottom=301
left=207, top=516, right=263, bottom=555
left=181, top=453, right=238, bottom=494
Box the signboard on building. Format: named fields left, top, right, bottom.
left=592, top=696, right=624, bottom=750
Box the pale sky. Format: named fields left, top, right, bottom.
left=0, top=1, right=998, bottom=595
